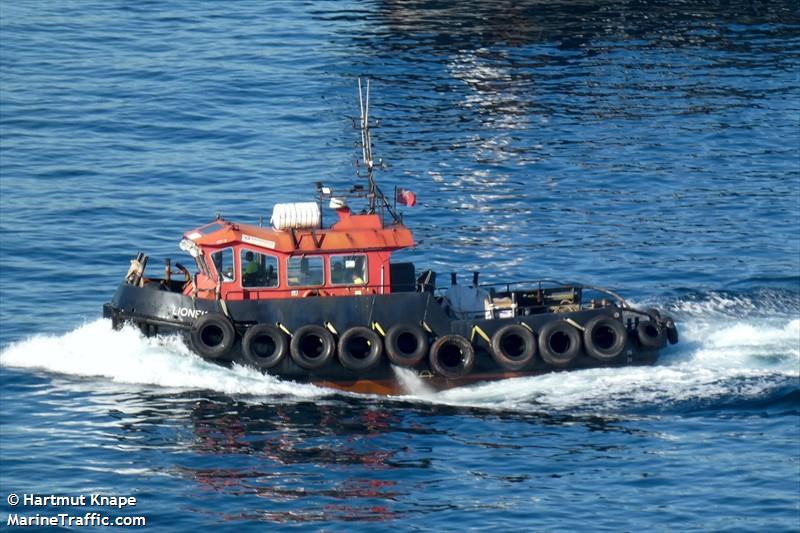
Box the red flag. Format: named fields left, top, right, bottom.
left=397, top=189, right=416, bottom=207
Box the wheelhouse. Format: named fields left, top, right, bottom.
left=179, top=207, right=415, bottom=301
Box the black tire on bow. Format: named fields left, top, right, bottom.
left=241, top=324, right=287, bottom=370
left=190, top=313, right=236, bottom=360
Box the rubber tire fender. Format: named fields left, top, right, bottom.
left=384, top=323, right=429, bottom=367
left=290, top=325, right=336, bottom=370
left=429, top=335, right=475, bottom=378
left=664, top=316, right=679, bottom=345
left=538, top=320, right=581, bottom=367
left=582, top=315, right=627, bottom=362
left=190, top=313, right=236, bottom=360
left=637, top=320, right=667, bottom=349
left=241, top=324, right=287, bottom=370
left=490, top=324, right=537, bottom=371
left=337, top=326, right=383, bottom=371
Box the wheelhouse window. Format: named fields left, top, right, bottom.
left=210, top=248, right=235, bottom=283
left=287, top=256, right=324, bottom=287
left=330, top=254, right=367, bottom=285
left=240, top=249, right=279, bottom=288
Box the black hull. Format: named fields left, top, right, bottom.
left=103, top=283, right=662, bottom=394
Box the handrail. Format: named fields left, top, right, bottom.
left=432, top=278, right=633, bottom=312
left=149, top=267, right=635, bottom=313
left=432, top=278, right=576, bottom=291
left=479, top=279, right=628, bottom=307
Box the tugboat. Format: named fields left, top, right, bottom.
left=103, top=80, right=679, bottom=395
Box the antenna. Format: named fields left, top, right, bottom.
left=358, top=78, right=377, bottom=213
left=356, top=78, right=404, bottom=224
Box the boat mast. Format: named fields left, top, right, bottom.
left=358, top=78, right=377, bottom=213
left=356, top=78, right=404, bottom=223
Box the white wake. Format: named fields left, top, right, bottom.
left=0, top=320, right=331, bottom=398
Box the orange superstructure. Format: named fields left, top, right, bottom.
left=181, top=207, right=415, bottom=301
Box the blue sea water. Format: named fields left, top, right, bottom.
left=1, top=1, right=799, bottom=531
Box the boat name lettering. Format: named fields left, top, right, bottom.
left=172, top=307, right=207, bottom=319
